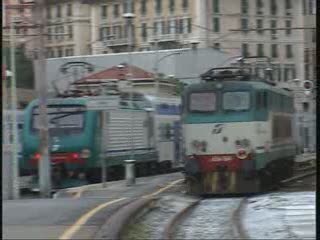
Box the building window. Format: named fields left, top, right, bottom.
left=277, top=66, right=282, bottom=81
left=285, top=0, right=292, bottom=15
left=113, top=4, right=119, bottom=18
left=305, top=64, right=310, bottom=79
left=303, top=0, right=307, bottom=15
left=241, top=18, right=248, bottom=33
left=57, top=47, right=63, bottom=57
left=285, top=20, right=291, bottom=35
left=67, top=4, right=72, bottom=17
left=68, top=25, right=73, bottom=39
left=169, top=0, right=175, bottom=13
left=284, top=67, right=289, bottom=81
left=47, top=28, right=52, bottom=40
left=60, top=26, right=64, bottom=40
left=304, top=49, right=309, bottom=63
left=271, top=44, right=278, bottom=58
left=270, top=20, right=277, bottom=35
left=256, top=0, right=263, bottom=14
left=187, top=18, right=192, bottom=33
left=213, top=17, right=220, bottom=32
left=101, top=5, right=107, bottom=18
left=312, top=29, right=315, bottom=42
left=213, top=42, right=220, bottom=49
left=141, top=23, right=147, bottom=41
left=162, top=20, right=166, bottom=34
left=286, top=44, right=293, bottom=58
left=168, top=20, right=175, bottom=34
left=257, top=44, right=264, bottom=56
left=256, top=19, right=263, bottom=34
left=241, top=0, right=248, bottom=14
left=57, top=5, right=61, bottom=18
left=308, top=0, right=314, bottom=15
left=131, top=1, right=135, bottom=13
left=141, top=0, right=147, bottom=15
left=19, top=3, right=24, bottom=13
left=179, top=19, right=184, bottom=34
left=155, top=0, right=162, bottom=14
left=55, top=26, right=59, bottom=40
left=270, top=0, right=277, bottom=15
left=124, top=1, right=129, bottom=13
left=242, top=43, right=249, bottom=57
left=99, top=28, right=104, bottom=40
left=46, top=7, right=51, bottom=19
left=213, top=0, right=219, bottom=13
left=182, top=0, right=189, bottom=11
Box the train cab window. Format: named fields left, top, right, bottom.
left=189, top=92, right=216, bottom=112
left=223, top=91, right=250, bottom=111
left=256, top=91, right=267, bottom=109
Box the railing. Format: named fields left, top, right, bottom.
left=149, top=33, right=180, bottom=43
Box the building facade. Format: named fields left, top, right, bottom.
left=203, top=0, right=309, bottom=85
left=3, top=0, right=36, bottom=108
left=90, top=0, right=202, bottom=54
left=42, top=1, right=315, bottom=84
left=45, top=0, right=91, bottom=57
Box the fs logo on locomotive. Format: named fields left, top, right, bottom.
left=212, top=124, right=224, bottom=134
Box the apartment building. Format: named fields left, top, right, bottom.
left=302, top=0, right=316, bottom=82
left=3, top=0, right=36, bottom=108
left=202, top=0, right=312, bottom=86
left=45, top=0, right=91, bottom=58
left=3, top=0, right=35, bottom=50
left=90, top=0, right=202, bottom=54
left=6, top=0, right=314, bottom=86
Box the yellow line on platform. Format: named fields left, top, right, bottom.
left=144, top=178, right=184, bottom=198
left=59, top=178, right=184, bottom=239
left=59, top=198, right=126, bottom=240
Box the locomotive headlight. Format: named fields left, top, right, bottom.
left=80, top=149, right=91, bottom=158
left=237, top=148, right=248, bottom=160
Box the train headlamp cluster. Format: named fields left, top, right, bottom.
left=235, top=139, right=251, bottom=159
left=80, top=149, right=91, bottom=159
left=191, top=140, right=207, bottom=152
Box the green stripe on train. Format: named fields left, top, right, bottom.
left=254, top=146, right=296, bottom=169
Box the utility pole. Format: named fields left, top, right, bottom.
left=153, top=28, right=159, bottom=98
left=123, top=0, right=135, bottom=161
left=9, top=15, right=20, bottom=200
left=33, top=0, right=51, bottom=198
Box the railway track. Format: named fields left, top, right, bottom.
left=280, top=163, right=316, bottom=190
left=120, top=195, right=248, bottom=240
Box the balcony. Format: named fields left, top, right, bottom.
left=105, top=38, right=129, bottom=47
left=149, top=33, right=180, bottom=43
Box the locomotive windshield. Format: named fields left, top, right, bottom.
left=223, top=92, right=250, bottom=111
left=31, top=105, right=86, bottom=135
left=189, top=92, right=216, bottom=112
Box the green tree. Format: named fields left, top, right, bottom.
left=3, top=46, right=34, bottom=89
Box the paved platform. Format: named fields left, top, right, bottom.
left=3, top=173, right=184, bottom=239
